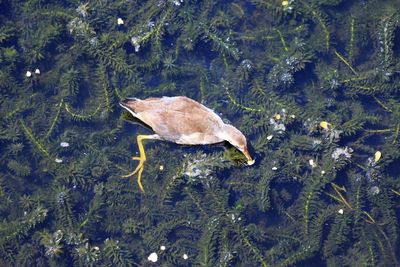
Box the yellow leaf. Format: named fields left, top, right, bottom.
left=374, top=151, right=381, bottom=163
left=320, top=121, right=329, bottom=130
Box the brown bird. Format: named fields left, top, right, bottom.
left=120, top=96, right=255, bottom=192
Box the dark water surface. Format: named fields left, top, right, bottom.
left=1, top=0, right=400, bottom=266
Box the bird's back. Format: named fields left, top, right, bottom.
left=127, top=96, right=225, bottom=144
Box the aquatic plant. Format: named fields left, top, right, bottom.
left=0, top=0, right=399, bottom=266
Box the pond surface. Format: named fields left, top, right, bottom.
left=1, top=0, right=400, bottom=266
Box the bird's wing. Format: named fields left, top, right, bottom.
left=130, top=96, right=226, bottom=144
left=136, top=108, right=224, bottom=144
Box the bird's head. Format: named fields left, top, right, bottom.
left=222, top=124, right=255, bottom=165
left=119, top=98, right=137, bottom=114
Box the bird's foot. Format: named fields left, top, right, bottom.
left=122, top=157, right=143, bottom=176
left=136, top=164, right=145, bottom=192
left=122, top=134, right=159, bottom=192
left=122, top=158, right=146, bottom=192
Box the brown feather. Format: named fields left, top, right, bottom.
left=123, top=96, right=225, bottom=144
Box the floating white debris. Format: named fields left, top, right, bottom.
left=147, top=252, right=158, bottom=262
left=26, top=71, right=32, bottom=77
left=338, top=209, right=344, bottom=214
left=273, top=123, right=286, bottom=132
left=325, top=129, right=343, bottom=143
left=160, top=245, right=166, bottom=251
left=117, top=18, right=124, bottom=25
left=55, top=158, right=63, bottom=163
left=267, top=135, right=273, bottom=140
left=131, top=36, right=140, bottom=52
left=321, top=170, right=326, bottom=175
left=309, top=159, right=316, bottom=168
left=182, top=253, right=188, bottom=260
left=313, top=139, right=322, bottom=146
left=369, top=186, right=380, bottom=195
left=331, top=147, right=353, bottom=161
left=147, top=21, right=155, bottom=28
left=173, top=0, right=184, bottom=6
left=60, top=142, right=70, bottom=147
left=159, top=165, right=164, bottom=171
left=272, top=166, right=278, bottom=171
left=35, top=68, right=40, bottom=74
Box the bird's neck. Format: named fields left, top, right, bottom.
left=218, top=124, right=236, bottom=143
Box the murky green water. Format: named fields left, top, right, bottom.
left=1, top=0, right=400, bottom=266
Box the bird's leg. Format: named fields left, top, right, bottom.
left=122, top=134, right=159, bottom=192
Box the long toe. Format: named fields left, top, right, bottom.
left=132, top=160, right=145, bottom=175
left=122, top=170, right=136, bottom=178
left=137, top=165, right=145, bottom=192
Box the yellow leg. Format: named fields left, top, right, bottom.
left=122, top=134, right=159, bottom=192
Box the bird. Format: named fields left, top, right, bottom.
left=119, top=96, right=255, bottom=192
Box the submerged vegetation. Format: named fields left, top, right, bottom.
left=0, top=0, right=400, bottom=266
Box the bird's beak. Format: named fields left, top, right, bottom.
left=243, top=147, right=255, bottom=165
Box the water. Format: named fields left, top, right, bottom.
left=0, top=0, right=400, bottom=266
